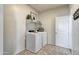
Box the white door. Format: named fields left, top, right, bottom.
left=55, top=15, right=69, bottom=48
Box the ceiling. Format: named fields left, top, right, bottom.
left=29, top=4, right=68, bottom=12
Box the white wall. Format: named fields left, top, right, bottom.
left=70, top=4, right=79, bottom=54
left=39, top=5, right=70, bottom=45
left=4, top=5, right=17, bottom=55
left=0, top=5, right=3, bottom=55
left=4, top=4, right=37, bottom=55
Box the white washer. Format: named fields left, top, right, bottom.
left=26, top=32, right=47, bottom=53
left=26, top=32, right=42, bottom=53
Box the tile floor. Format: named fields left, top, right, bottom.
left=17, top=44, right=72, bottom=55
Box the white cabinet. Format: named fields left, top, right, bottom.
left=26, top=32, right=47, bottom=53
